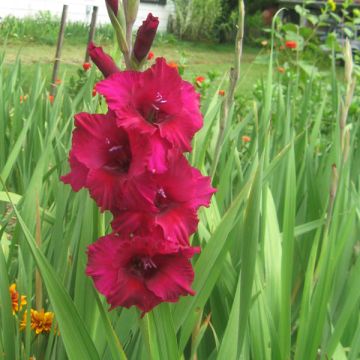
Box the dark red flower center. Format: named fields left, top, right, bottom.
left=140, top=92, right=171, bottom=125
left=104, top=137, right=131, bottom=173
left=154, top=187, right=172, bottom=211
left=129, top=256, right=157, bottom=279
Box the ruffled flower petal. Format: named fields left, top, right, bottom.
left=86, top=233, right=198, bottom=313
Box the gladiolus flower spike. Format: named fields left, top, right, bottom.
left=61, top=54, right=216, bottom=313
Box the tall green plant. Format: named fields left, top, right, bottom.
left=0, top=3, right=359, bottom=359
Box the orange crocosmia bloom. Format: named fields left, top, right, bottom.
left=147, top=51, right=154, bottom=60
left=242, top=135, right=251, bottom=143
left=285, top=40, right=297, bottom=49
left=195, top=76, right=205, bottom=83
left=20, top=95, right=28, bottom=104
left=92, top=86, right=97, bottom=97
left=55, top=78, right=62, bottom=85
left=83, top=62, right=92, bottom=71
left=167, top=61, right=178, bottom=70
left=48, top=95, right=55, bottom=104
left=20, top=310, right=27, bottom=331
left=9, top=283, right=26, bottom=314
left=277, top=66, right=285, bottom=74
left=30, top=309, right=54, bottom=334
left=218, top=89, right=225, bottom=96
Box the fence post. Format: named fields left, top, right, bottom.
left=85, top=6, right=99, bottom=62
left=50, top=4, right=68, bottom=96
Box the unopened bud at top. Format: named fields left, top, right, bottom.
left=124, top=0, right=140, bottom=25
left=133, top=13, right=159, bottom=63
left=106, top=0, right=119, bottom=16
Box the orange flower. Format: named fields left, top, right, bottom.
left=9, top=284, right=26, bottom=314
left=31, top=309, right=54, bottom=334
left=30, top=309, right=54, bottom=335
left=55, top=78, right=62, bottom=85
left=242, top=135, right=251, bottom=143
left=277, top=66, right=285, bottom=74
left=83, top=62, right=92, bottom=71
left=285, top=40, right=297, bottom=49
left=48, top=95, right=54, bottom=104
left=20, top=310, right=27, bottom=330
left=167, top=61, right=178, bottom=70
left=92, top=86, right=97, bottom=97
left=147, top=51, right=154, bottom=60
left=20, top=95, right=28, bottom=104
left=218, top=89, right=225, bottom=96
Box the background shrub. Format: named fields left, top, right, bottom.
left=169, top=0, right=222, bottom=40
left=169, top=0, right=278, bottom=43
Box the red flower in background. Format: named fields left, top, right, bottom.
left=86, top=232, right=199, bottom=313
left=218, top=89, right=225, bottom=96
left=88, top=42, right=120, bottom=78
left=133, top=13, right=159, bottom=63
left=112, top=155, right=216, bottom=245
left=195, top=76, right=205, bottom=86
left=83, top=62, right=92, bottom=71
left=285, top=40, right=297, bottom=49
left=147, top=51, right=154, bottom=60
left=96, top=58, right=203, bottom=153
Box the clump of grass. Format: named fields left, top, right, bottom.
left=0, top=15, right=359, bottom=360
left=0, top=11, right=114, bottom=46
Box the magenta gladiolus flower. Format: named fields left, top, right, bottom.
left=86, top=232, right=199, bottom=313
left=88, top=42, right=120, bottom=78
left=96, top=58, right=203, bottom=152
left=61, top=112, right=168, bottom=212
left=62, top=20, right=216, bottom=313
left=112, top=155, right=215, bottom=245
left=133, top=13, right=159, bottom=63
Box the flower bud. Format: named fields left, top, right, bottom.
left=105, top=0, right=128, bottom=56
left=106, top=0, right=119, bottom=16
left=88, top=42, right=120, bottom=78
left=124, top=0, right=140, bottom=25
left=133, top=13, right=159, bottom=63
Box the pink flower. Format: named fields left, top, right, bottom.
left=133, top=13, right=159, bottom=63
left=96, top=58, right=203, bottom=152
left=112, top=155, right=216, bottom=245
left=61, top=111, right=167, bottom=212
left=88, top=42, right=120, bottom=78
left=86, top=232, right=199, bottom=313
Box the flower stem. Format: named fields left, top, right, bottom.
left=212, top=0, right=245, bottom=178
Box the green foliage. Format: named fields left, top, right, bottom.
left=0, top=12, right=114, bottom=46
left=169, top=0, right=222, bottom=40
left=0, top=21, right=360, bottom=360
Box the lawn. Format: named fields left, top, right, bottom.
left=1, top=38, right=267, bottom=95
